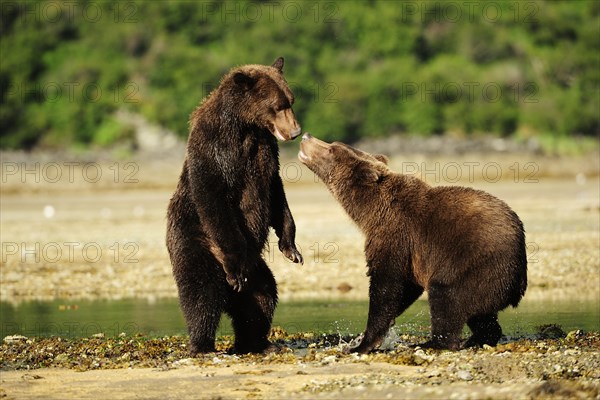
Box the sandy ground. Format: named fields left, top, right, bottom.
left=1, top=332, right=599, bottom=399
left=0, top=364, right=561, bottom=400
left=1, top=150, right=599, bottom=399
left=1, top=152, right=599, bottom=304
left=0, top=364, right=543, bottom=400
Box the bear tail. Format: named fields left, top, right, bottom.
left=509, top=239, right=528, bottom=308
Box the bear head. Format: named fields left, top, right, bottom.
left=298, top=133, right=389, bottom=201
left=218, top=57, right=301, bottom=141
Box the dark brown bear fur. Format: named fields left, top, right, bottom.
left=299, top=133, right=527, bottom=354
left=166, top=58, right=303, bottom=356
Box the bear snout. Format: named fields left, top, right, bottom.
left=299, top=133, right=333, bottom=163
left=273, top=109, right=301, bottom=141
left=298, top=142, right=310, bottom=162
left=290, top=127, right=302, bottom=139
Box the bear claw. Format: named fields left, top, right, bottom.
left=226, top=273, right=248, bottom=292
left=285, top=249, right=303, bottom=264
left=280, top=243, right=303, bottom=265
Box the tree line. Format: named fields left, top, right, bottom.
left=1, top=0, right=598, bottom=149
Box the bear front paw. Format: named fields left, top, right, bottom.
left=279, top=241, right=303, bottom=264
left=226, top=272, right=248, bottom=292
left=282, top=247, right=303, bottom=264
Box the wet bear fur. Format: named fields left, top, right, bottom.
left=167, top=58, right=303, bottom=355
left=298, top=134, right=527, bottom=353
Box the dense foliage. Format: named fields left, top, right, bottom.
left=1, top=0, right=598, bottom=149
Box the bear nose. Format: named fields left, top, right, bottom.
left=291, top=127, right=302, bottom=139
left=302, top=132, right=312, bottom=141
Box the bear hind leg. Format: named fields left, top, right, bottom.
left=228, top=261, right=277, bottom=354
left=169, top=233, right=226, bottom=356
left=464, top=313, right=502, bottom=348
left=423, top=284, right=465, bottom=350
left=188, top=312, right=221, bottom=355
left=177, top=282, right=225, bottom=356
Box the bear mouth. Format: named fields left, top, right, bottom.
left=273, top=126, right=287, bottom=141
left=298, top=136, right=311, bottom=162
left=290, top=127, right=302, bottom=140
left=298, top=148, right=309, bottom=162
left=272, top=126, right=301, bottom=141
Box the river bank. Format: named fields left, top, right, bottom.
left=1, top=163, right=598, bottom=304
left=1, top=331, right=599, bottom=399
left=1, top=145, right=599, bottom=399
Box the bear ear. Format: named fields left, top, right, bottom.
left=233, top=72, right=257, bottom=91
left=272, top=57, right=284, bottom=72
left=374, top=154, right=389, bottom=165
left=356, top=164, right=383, bottom=184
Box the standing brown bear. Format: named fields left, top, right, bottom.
left=167, top=58, right=303, bottom=355
left=299, top=133, right=527, bottom=354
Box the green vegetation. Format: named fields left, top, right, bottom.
left=1, top=0, right=598, bottom=149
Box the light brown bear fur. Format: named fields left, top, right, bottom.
left=299, top=133, right=527, bottom=353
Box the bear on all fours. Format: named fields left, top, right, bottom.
left=166, top=58, right=303, bottom=356
left=299, top=133, right=527, bottom=354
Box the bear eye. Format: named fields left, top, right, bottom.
left=275, top=97, right=291, bottom=112
left=274, top=104, right=289, bottom=113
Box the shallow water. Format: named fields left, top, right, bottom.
left=1, top=297, right=598, bottom=339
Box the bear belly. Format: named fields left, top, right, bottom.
left=239, top=182, right=272, bottom=249
left=411, top=251, right=430, bottom=289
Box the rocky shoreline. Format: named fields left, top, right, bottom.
left=1, top=143, right=598, bottom=399
left=1, top=330, right=599, bottom=399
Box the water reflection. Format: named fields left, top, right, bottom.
left=1, top=298, right=598, bottom=339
